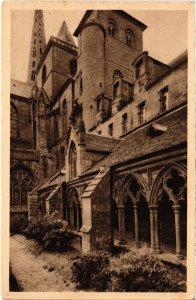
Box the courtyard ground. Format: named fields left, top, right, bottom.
left=10, top=234, right=79, bottom=292
left=10, top=234, right=186, bottom=292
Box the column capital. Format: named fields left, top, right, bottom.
left=149, top=205, right=158, bottom=209
left=117, top=205, right=125, bottom=210
left=172, top=205, right=181, bottom=213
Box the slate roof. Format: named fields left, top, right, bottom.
left=85, top=133, right=120, bottom=153
left=11, top=79, right=32, bottom=99
left=34, top=168, right=65, bottom=192
left=82, top=105, right=187, bottom=175
left=57, top=21, right=76, bottom=47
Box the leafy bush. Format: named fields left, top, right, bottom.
left=23, top=211, right=74, bottom=251
left=71, top=249, right=186, bottom=292
left=10, top=213, right=28, bottom=235
left=109, top=249, right=186, bottom=292
left=71, top=252, right=111, bottom=291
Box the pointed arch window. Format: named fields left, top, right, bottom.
left=69, top=142, right=77, bottom=180
left=11, top=104, right=19, bottom=138
left=108, top=19, right=117, bottom=37
left=125, top=29, right=135, bottom=47
left=10, top=166, right=34, bottom=206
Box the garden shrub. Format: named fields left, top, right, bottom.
left=10, top=213, right=28, bottom=235
left=23, top=211, right=74, bottom=251
left=71, top=252, right=111, bottom=291
left=109, top=249, right=186, bottom=292
left=71, top=248, right=186, bottom=292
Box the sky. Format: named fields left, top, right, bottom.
left=11, top=10, right=188, bottom=82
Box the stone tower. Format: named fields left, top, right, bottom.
left=27, top=10, right=46, bottom=84
left=73, top=10, right=147, bottom=131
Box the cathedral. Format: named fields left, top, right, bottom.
left=10, top=10, right=187, bottom=258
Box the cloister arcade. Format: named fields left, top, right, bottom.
left=112, top=163, right=187, bottom=258
left=65, top=188, right=82, bottom=232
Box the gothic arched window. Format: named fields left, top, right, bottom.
left=69, top=142, right=77, bottom=180
left=11, top=104, right=19, bottom=138
left=108, top=19, right=117, bottom=37
left=125, top=29, right=135, bottom=47
left=10, top=166, right=34, bottom=206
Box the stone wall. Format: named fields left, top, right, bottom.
left=10, top=97, right=34, bottom=149
left=91, top=60, right=187, bottom=137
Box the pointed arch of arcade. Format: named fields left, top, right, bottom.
left=113, top=172, right=150, bottom=247
left=66, top=187, right=82, bottom=231
left=10, top=164, right=34, bottom=207
left=149, top=162, right=187, bottom=258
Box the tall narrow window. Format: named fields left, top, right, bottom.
left=54, top=115, right=59, bottom=141
left=69, top=142, right=77, bottom=179
left=70, top=59, right=77, bottom=76
left=11, top=104, right=19, bottom=138
left=125, top=29, right=135, bottom=47
left=108, top=123, right=113, bottom=136
left=31, top=70, right=35, bottom=81
left=113, top=81, right=120, bottom=99
left=108, top=19, right=117, bottom=37
left=42, top=65, right=46, bottom=85
left=62, top=99, right=67, bottom=135
left=159, top=86, right=169, bottom=113
left=80, top=77, right=83, bottom=95
left=33, top=50, right=36, bottom=57
left=40, top=48, right=42, bottom=55
left=138, top=102, right=146, bottom=124
left=122, top=113, right=128, bottom=134
left=32, top=61, right=35, bottom=68
left=97, top=97, right=101, bottom=112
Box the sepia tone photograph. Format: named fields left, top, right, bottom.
left=2, top=1, right=195, bottom=299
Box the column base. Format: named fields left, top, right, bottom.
left=154, top=247, right=161, bottom=254
left=176, top=253, right=183, bottom=259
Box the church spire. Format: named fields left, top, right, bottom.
left=57, top=21, right=76, bottom=47
left=27, top=10, right=46, bottom=84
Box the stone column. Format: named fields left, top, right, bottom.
left=117, top=206, right=126, bottom=244
left=76, top=205, right=81, bottom=231
left=154, top=207, right=161, bottom=253
left=149, top=206, right=155, bottom=251
left=133, top=205, right=140, bottom=248
left=173, top=204, right=182, bottom=258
